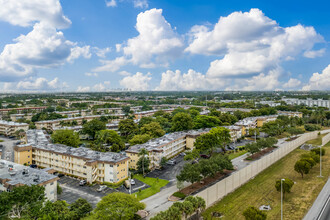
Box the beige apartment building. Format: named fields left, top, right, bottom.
left=14, top=130, right=129, bottom=184
left=0, top=107, right=47, bottom=118
left=0, top=120, right=29, bottom=136
left=126, top=128, right=211, bottom=170
left=0, top=160, right=59, bottom=201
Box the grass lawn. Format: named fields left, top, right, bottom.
left=0, top=139, right=3, bottom=142
left=202, top=136, right=330, bottom=220
left=305, top=134, right=326, bottom=146
left=227, top=150, right=247, bottom=160
left=133, top=174, right=169, bottom=200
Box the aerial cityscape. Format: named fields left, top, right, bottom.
left=0, top=0, right=329, bottom=220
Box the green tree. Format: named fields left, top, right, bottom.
left=194, top=133, right=218, bottom=154
left=138, top=117, right=155, bottom=127
left=138, top=148, right=150, bottom=176
left=41, top=200, right=71, bottom=220
left=171, top=112, right=193, bottom=131
left=82, top=119, right=106, bottom=139
left=95, top=130, right=125, bottom=152
left=140, top=122, right=165, bottom=138
left=92, top=192, right=145, bottom=220
left=193, top=115, right=221, bottom=129
left=210, top=127, right=231, bottom=152
left=51, top=129, right=80, bottom=147
left=246, top=142, right=261, bottom=155
left=286, top=127, right=304, bottom=137
left=176, top=163, right=202, bottom=184
left=311, top=148, right=325, bottom=156
left=294, top=159, right=311, bottom=178
left=189, top=109, right=200, bottom=119
left=242, top=206, right=267, bottom=220
left=70, top=198, right=93, bottom=220
left=57, top=184, right=62, bottom=195
left=0, top=185, right=45, bottom=219
left=118, top=119, right=138, bottom=138
left=122, top=106, right=131, bottom=115
left=160, top=157, right=168, bottom=168
left=275, top=178, right=294, bottom=199
left=129, top=134, right=151, bottom=145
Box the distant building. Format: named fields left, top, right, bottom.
left=0, top=107, right=47, bottom=117
left=14, top=130, right=129, bottom=184
left=282, top=98, right=330, bottom=108
left=0, top=120, right=29, bottom=136
left=257, top=101, right=281, bottom=107
left=0, top=160, right=59, bottom=201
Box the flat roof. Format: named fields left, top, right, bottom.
left=0, top=120, right=28, bottom=126
left=19, top=130, right=129, bottom=164
left=0, top=159, right=58, bottom=186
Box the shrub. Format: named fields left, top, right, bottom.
left=172, top=192, right=186, bottom=199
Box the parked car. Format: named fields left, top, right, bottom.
left=166, top=160, right=176, bottom=165
left=79, top=180, right=87, bottom=186
left=57, top=173, right=65, bottom=177
left=180, top=152, right=186, bottom=156
left=29, top=164, right=37, bottom=168
left=130, top=179, right=136, bottom=185
left=200, top=154, right=211, bottom=159
left=97, top=185, right=107, bottom=192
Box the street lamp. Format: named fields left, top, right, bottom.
left=281, top=178, right=285, bottom=220
left=318, top=145, right=323, bottom=178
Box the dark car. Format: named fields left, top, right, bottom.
left=58, top=173, right=65, bottom=177
left=29, top=164, right=37, bottom=168
left=200, top=154, right=211, bottom=159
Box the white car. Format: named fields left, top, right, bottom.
left=130, top=179, right=136, bottom=185
left=97, top=185, right=107, bottom=192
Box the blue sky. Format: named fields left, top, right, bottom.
left=0, top=0, right=329, bottom=92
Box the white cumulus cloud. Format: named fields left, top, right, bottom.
left=0, top=0, right=71, bottom=28
left=120, top=72, right=151, bottom=90
left=95, top=8, right=183, bottom=72
left=302, top=65, right=330, bottom=91
left=283, top=78, right=302, bottom=89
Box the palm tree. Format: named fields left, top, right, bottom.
left=138, top=148, right=148, bottom=177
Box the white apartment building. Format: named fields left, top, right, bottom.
left=0, top=120, right=29, bottom=136
left=282, top=98, right=330, bottom=108
left=0, top=160, right=59, bottom=201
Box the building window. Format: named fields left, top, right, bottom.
left=50, top=182, right=54, bottom=185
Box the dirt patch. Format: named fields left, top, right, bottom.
left=179, top=170, right=233, bottom=196
left=246, top=147, right=275, bottom=161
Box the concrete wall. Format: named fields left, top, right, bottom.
left=195, top=131, right=319, bottom=208
left=322, top=132, right=330, bottom=146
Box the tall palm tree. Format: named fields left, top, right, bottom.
left=138, top=148, right=148, bottom=177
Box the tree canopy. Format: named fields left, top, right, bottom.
left=95, top=130, right=125, bottom=152
left=171, top=112, right=193, bottom=131
left=51, top=129, right=80, bottom=147
left=82, top=119, right=106, bottom=139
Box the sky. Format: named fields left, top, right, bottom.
left=0, top=0, right=329, bottom=92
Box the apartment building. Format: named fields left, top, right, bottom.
left=0, top=106, right=47, bottom=117
left=14, top=130, right=129, bottom=184
left=0, top=120, right=29, bottom=136
left=235, top=115, right=278, bottom=135
left=10, top=113, right=33, bottom=122
left=257, top=101, right=281, bottom=107
left=134, top=109, right=174, bottom=120
left=282, top=98, right=330, bottom=108
left=0, top=160, right=59, bottom=201
left=278, top=111, right=303, bottom=118
left=35, top=114, right=125, bottom=130
left=222, top=125, right=243, bottom=141
left=126, top=128, right=211, bottom=170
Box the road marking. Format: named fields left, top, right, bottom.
left=317, top=194, right=330, bottom=220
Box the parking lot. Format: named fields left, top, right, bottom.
left=146, top=154, right=187, bottom=184
left=0, top=135, right=20, bottom=162
left=58, top=176, right=116, bottom=207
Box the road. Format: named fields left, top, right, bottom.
left=303, top=178, right=330, bottom=220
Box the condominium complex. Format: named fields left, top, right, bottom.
left=0, top=107, right=47, bottom=118
left=14, top=130, right=129, bottom=184
left=0, top=160, right=59, bottom=201
left=125, top=128, right=211, bottom=170
left=282, top=98, right=330, bottom=108
left=235, top=115, right=278, bottom=135
left=35, top=114, right=125, bottom=130
left=0, top=120, right=29, bottom=136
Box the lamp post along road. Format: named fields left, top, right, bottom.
left=281, top=178, right=285, bottom=220
left=318, top=144, right=323, bottom=178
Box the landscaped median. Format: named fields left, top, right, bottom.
left=202, top=137, right=330, bottom=220
left=133, top=175, right=169, bottom=200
